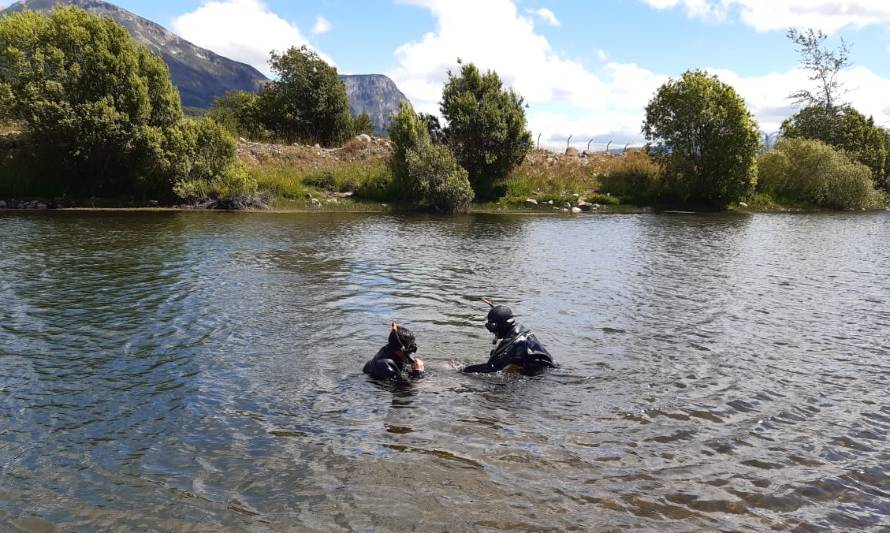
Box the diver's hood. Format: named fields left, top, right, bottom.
left=486, top=305, right=518, bottom=340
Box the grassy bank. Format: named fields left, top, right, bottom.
left=3, top=135, right=887, bottom=214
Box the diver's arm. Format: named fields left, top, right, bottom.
left=461, top=362, right=497, bottom=373
left=462, top=354, right=515, bottom=373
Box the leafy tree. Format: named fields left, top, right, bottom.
left=349, top=112, right=374, bottom=137
left=0, top=7, right=182, bottom=195
left=208, top=91, right=266, bottom=140
left=389, top=103, right=431, bottom=192
left=389, top=103, right=473, bottom=212
left=440, top=62, right=532, bottom=199
left=418, top=113, right=446, bottom=144
left=781, top=105, right=887, bottom=190
left=257, top=45, right=351, bottom=146
left=787, top=28, right=850, bottom=109
left=643, top=69, right=760, bottom=207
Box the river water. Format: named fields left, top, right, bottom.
left=1, top=210, right=889, bottom=531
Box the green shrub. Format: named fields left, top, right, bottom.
left=208, top=91, right=267, bottom=140
left=404, top=142, right=474, bottom=213
left=302, top=170, right=337, bottom=191
left=757, top=138, right=886, bottom=209
left=781, top=104, right=888, bottom=191
left=0, top=7, right=248, bottom=205
left=389, top=103, right=430, bottom=196
left=440, top=62, right=533, bottom=200
left=598, top=150, right=662, bottom=203
left=349, top=113, right=374, bottom=137
left=586, top=193, right=620, bottom=206
left=173, top=165, right=257, bottom=204
left=0, top=7, right=182, bottom=197
left=644, top=70, right=760, bottom=208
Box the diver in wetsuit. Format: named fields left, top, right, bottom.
left=462, top=304, right=556, bottom=376
left=363, top=322, right=425, bottom=380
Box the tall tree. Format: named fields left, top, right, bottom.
left=643, top=69, right=760, bottom=208
left=257, top=46, right=351, bottom=147
left=787, top=28, right=850, bottom=110
left=0, top=6, right=182, bottom=195
left=440, top=62, right=532, bottom=199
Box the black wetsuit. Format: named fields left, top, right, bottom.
left=463, top=326, right=556, bottom=376
left=363, top=346, right=421, bottom=380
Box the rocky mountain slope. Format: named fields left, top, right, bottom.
left=340, top=74, right=411, bottom=135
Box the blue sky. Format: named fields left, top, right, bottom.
left=62, top=0, right=890, bottom=145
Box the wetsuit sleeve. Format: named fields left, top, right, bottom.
left=461, top=362, right=497, bottom=373
left=461, top=350, right=518, bottom=373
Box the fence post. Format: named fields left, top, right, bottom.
left=537, top=133, right=541, bottom=150
left=587, top=138, right=593, bottom=152
left=566, top=135, right=573, bottom=151
left=605, top=141, right=612, bottom=154
left=623, top=143, right=630, bottom=154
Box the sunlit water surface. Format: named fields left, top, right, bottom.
left=1, top=210, right=889, bottom=531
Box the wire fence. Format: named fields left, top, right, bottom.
left=535, top=134, right=645, bottom=155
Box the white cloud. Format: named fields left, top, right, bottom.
left=313, top=16, right=332, bottom=35
left=391, top=0, right=890, bottom=145
left=524, top=7, right=560, bottom=26
left=390, top=0, right=664, bottom=142
left=639, top=0, right=890, bottom=33
left=172, top=0, right=330, bottom=77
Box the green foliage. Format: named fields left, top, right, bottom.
left=172, top=165, right=257, bottom=204
left=0, top=7, right=249, bottom=204
left=257, top=46, right=351, bottom=147
left=780, top=105, right=888, bottom=191
left=643, top=69, right=760, bottom=208
left=757, top=138, right=885, bottom=210
left=302, top=170, right=337, bottom=191
left=349, top=113, right=374, bottom=137
left=389, top=103, right=473, bottom=212
left=0, top=6, right=183, bottom=196
left=208, top=91, right=267, bottom=140
left=598, top=150, right=663, bottom=204
left=389, top=102, right=431, bottom=194
left=404, top=142, right=474, bottom=213
left=156, top=118, right=239, bottom=186
left=440, top=62, right=533, bottom=199
left=249, top=159, right=389, bottom=202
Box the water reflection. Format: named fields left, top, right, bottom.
left=1, top=210, right=889, bottom=530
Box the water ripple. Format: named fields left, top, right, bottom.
left=0, top=210, right=889, bottom=530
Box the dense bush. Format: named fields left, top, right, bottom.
left=256, top=46, right=351, bottom=147
left=644, top=70, right=760, bottom=208
left=0, top=7, right=244, bottom=203
left=208, top=91, right=267, bottom=140
left=780, top=105, right=889, bottom=192
left=757, top=138, right=885, bottom=210
left=598, top=150, right=662, bottom=204
left=349, top=113, right=374, bottom=137
left=389, top=103, right=431, bottom=194
left=440, top=62, right=532, bottom=199
left=389, top=103, right=473, bottom=212
left=404, top=142, right=473, bottom=213
left=0, top=7, right=182, bottom=196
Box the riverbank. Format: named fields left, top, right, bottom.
left=3, top=136, right=887, bottom=213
